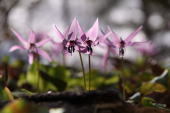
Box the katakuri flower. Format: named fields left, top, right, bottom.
left=78, top=19, right=99, bottom=55
left=53, top=18, right=82, bottom=55
left=78, top=19, right=111, bottom=55
left=108, top=26, right=147, bottom=57
left=9, top=29, right=52, bottom=64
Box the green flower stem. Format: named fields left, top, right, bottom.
left=121, top=56, right=126, bottom=100
left=35, top=61, right=40, bottom=91
left=62, top=53, right=66, bottom=66
left=32, top=58, right=40, bottom=91
left=78, top=52, right=86, bottom=90
left=88, top=55, right=92, bottom=91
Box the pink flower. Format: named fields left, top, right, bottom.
left=53, top=18, right=82, bottom=55
left=77, top=19, right=111, bottom=55
left=97, top=28, right=116, bottom=68
left=108, top=26, right=147, bottom=57
left=77, top=19, right=99, bottom=55
left=134, top=41, right=156, bottom=56
left=9, top=29, right=52, bottom=64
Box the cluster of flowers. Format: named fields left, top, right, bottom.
left=9, top=18, right=148, bottom=65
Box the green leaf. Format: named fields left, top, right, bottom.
left=39, top=70, right=67, bottom=91
left=141, top=97, right=155, bottom=107
left=141, top=97, right=169, bottom=111
left=140, top=83, right=166, bottom=95
left=0, top=88, right=9, bottom=100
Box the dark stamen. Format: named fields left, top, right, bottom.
left=87, top=46, right=93, bottom=54
left=67, top=40, right=76, bottom=54
left=86, top=40, right=93, bottom=46
left=86, top=40, right=93, bottom=54
left=29, top=43, right=38, bottom=53
left=119, top=48, right=124, bottom=57
left=120, top=40, right=125, bottom=48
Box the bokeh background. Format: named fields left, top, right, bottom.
left=1, top=1, right=170, bottom=110
left=0, top=0, right=170, bottom=68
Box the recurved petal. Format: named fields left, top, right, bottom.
left=103, top=31, right=112, bottom=40
left=11, top=28, right=29, bottom=48
left=98, top=31, right=112, bottom=43
left=107, top=26, right=120, bottom=44
left=104, top=39, right=114, bottom=47
left=86, top=18, right=99, bottom=41
left=67, top=18, right=78, bottom=40
left=37, top=49, right=52, bottom=62
left=125, top=26, right=143, bottom=43
left=127, top=41, right=148, bottom=47
left=54, top=25, right=65, bottom=40
left=9, top=45, right=25, bottom=52
left=93, top=39, right=99, bottom=46
left=67, top=32, right=73, bottom=40
left=64, top=26, right=70, bottom=38
left=36, top=38, right=51, bottom=47
left=76, top=19, right=84, bottom=37
left=28, top=31, right=36, bottom=43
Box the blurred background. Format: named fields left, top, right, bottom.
left=0, top=0, right=170, bottom=67
left=1, top=0, right=170, bottom=106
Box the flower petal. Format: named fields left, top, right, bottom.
left=63, top=26, right=70, bottom=38
left=107, top=26, right=120, bottom=45
left=99, top=31, right=112, bottom=43
left=76, top=20, right=84, bottom=37
left=28, top=31, right=36, bottom=43
left=81, top=34, right=87, bottom=42
left=67, top=18, right=78, bottom=40
left=11, top=28, right=28, bottom=48
left=9, top=45, right=25, bottom=52
left=125, top=26, right=143, bottom=43
left=102, top=48, right=109, bottom=68
left=36, top=38, right=51, bottom=47
left=37, top=49, right=52, bottom=62
left=103, top=31, right=112, bottom=40
left=67, top=32, right=73, bottom=40
left=93, top=39, right=99, bottom=46
left=28, top=53, right=34, bottom=64
left=104, top=39, right=115, bottom=47
left=54, top=25, right=65, bottom=40
left=128, top=41, right=148, bottom=47
left=86, top=18, right=99, bottom=41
